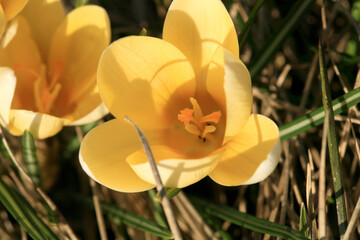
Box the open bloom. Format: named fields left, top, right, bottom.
left=80, top=0, right=281, bottom=192
left=0, top=0, right=111, bottom=139
left=0, top=0, right=28, bottom=38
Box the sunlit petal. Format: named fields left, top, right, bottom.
left=0, top=17, right=43, bottom=111
left=69, top=103, right=108, bottom=126
left=97, top=36, right=196, bottom=129
left=128, top=146, right=223, bottom=188
left=79, top=119, right=155, bottom=192
left=48, top=5, right=110, bottom=107
left=163, top=0, right=238, bottom=89
left=209, top=114, right=280, bottom=186
left=241, top=140, right=281, bottom=185
left=207, top=47, right=252, bottom=143
left=21, top=0, right=65, bottom=60
left=0, top=67, right=16, bottom=126
left=8, top=110, right=65, bottom=139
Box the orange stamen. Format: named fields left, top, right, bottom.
left=178, top=108, right=195, bottom=125
left=199, top=111, right=221, bottom=124
left=177, top=98, right=221, bottom=141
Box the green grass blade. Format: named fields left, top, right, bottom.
left=248, top=0, right=314, bottom=78
left=0, top=140, right=11, bottom=159
left=279, top=87, right=360, bottom=141
left=237, top=0, right=266, bottom=51
left=319, top=41, right=347, bottom=238
left=0, top=178, right=58, bottom=239
left=299, top=203, right=308, bottom=237
left=22, top=130, right=41, bottom=186
left=148, top=189, right=168, bottom=229
left=190, top=196, right=308, bottom=240
left=80, top=197, right=173, bottom=239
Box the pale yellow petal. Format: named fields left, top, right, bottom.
left=68, top=103, right=108, bottom=126
left=0, top=67, right=16, bottom=126
left=48, top=5, right=110, bottom=108
left=1, top=0, right=28, bottom=20
left=207, top=47, right=252, bottom=143
left=97, top=36, right=196, bottom=129
left=241, top=140, right=281, bottom=185
left=79, top=119, right=155, bottom=192
left=163, top=0, right=238, bottom=91
left=0, top=17, right=43, bottom=111
left=8, top=110, right=65, bottom=139
left=209, top=114, right=280, bottom=186
left=128, top=146, right=223, bottom=188
left=21, top=0, right=65, bottom=60
left=1, top=11, right=18, bottom=48
left=53, top=83, right=108, bottom=124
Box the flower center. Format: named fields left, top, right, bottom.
left=13, top=62, right=64, bottom=114
left=178, top=98, right=221, bottom=142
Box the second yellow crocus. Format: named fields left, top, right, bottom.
left=0, top=0, right=111, bottom=139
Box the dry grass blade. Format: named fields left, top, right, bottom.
left=124, top=116, right=182, bottom=240
left=343, top=196, right=360, bottom=240
left=76, top=126, right=108, bottom=240
left=318, top=113, right=328, bottom=240
left=0, top=126, right=78, bottom=239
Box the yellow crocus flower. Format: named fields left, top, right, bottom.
left=0, top=0, right=111, bottom=139
left=0, top=0, right=28, bottom=38
left=79, top=0, right=281, bottom=192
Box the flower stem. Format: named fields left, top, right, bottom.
left=124, top=116, right=182, bottom=240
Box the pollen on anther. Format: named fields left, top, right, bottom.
left=178, top=108, right=194, bottom=125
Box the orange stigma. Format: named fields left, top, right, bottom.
left=178, top=98, right=221, bottom=141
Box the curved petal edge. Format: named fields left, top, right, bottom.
left=0, top=67, right=16, bottom=126
left=240, top=139, right=281, bottom=185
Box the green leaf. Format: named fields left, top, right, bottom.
left=139, top=28, right=148, bottom=36
left=21, top=130, right=41, bottom=186
left=190, top=196, right=308, bottom=240
left=319, top=41, right=347, bottom=238
left=79, top=196, right=173, bottom=239
left=0, top=178, right=58, bottom=240
left=81, top=121, right=99, bottom=133
left=279, top=87, right=360, bottom=141
left=0, top=140, right=11, bottom=159
left=148, top=189, right=168, bottom=229
left=249, top=0, right=314, bottom=78
left=299, top=203, right=308, bottom=237
left=238, top=0, right=266, bottom=51
left=75, top=0, right=89, bottom=8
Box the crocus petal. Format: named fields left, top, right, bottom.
left=48, top=5, right=110, bottom=109
left=97, top=36, right=196, bottom=129
left=8, top=110, right=65, bottom=139
left=209, top=114, right=280, bottom=186
left=0, top=67, right=16, bottom=126
left=54, top=82, right=108, bottom=125
left=0, top=6, right=5, bottom=38
left=241, top=140, right=281, bottom=185
left=128, top=146, right=223, bottom=188
left=79, top=119, right=155, bottom=192
left=0, top=17, right=43, bottom=111
left=68, top=103, right=108, bottom=126
left=1, top=0, right=28, bottom=20
left=207, top=47, right=252, bottom=143
left=21, top=0, right=65, bottom=60
left=163, top=0, right=238, bottom=87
